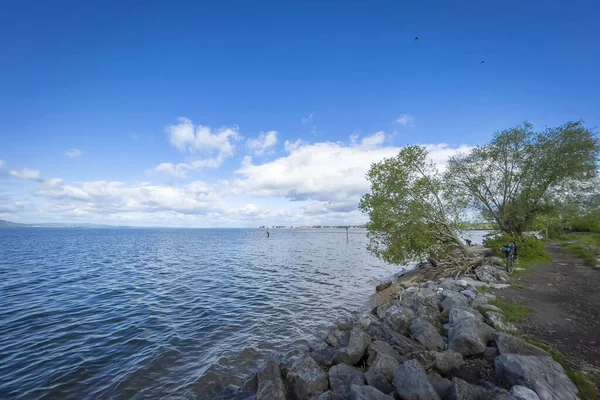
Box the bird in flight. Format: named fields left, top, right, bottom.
left=415, top=37, right=419, bottom=41
left=480, top=60, right=485, bottom=64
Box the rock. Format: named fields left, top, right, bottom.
left=475, top=264, right=501, bottom=283
left=448, top=308, right=495, bottom=356
left=365, top=352, right=399, bottom=394
left=317, top=391, right=339, bottom=400
left=466, top=246, right=493, bottom=257
left=367, top=321, right=426, bottom=355
left=336, top=317, right=354, bottom=331
left=376, top=281, right=393, bottom=291
left=484, top=346, right=500, bottom=363
left=494, top=334, right=551, bottom=357
left=479, top=304, right=502, bottom=313
left=440, top=290, right=470, bottom=313
left=461, top=290, right=478, bottom=301
left=385, top=305, right=415, bottom=335
left=326, top=330, right=345, bottom=348
left=310, top=345, right=337, bottom=368
left=393, top=359, right=441, bottom=400
left=376, top=303, right=392, bottom=319
left=456, top=277, right=489, bottom=288
left=440, top=278, right=462, bottom=292
left=486, top=256, right=506, bottom=267
left=408, top=350, right=464, bottom=375
left=286, top=356, right=329, bottom=400
left=485, top=312, right=517, bottom=332
left=413, top=289, right=442, bottom=322
left=333, top=328, right=372, bottom=365
left=328, top=364, right=365, bottom=400
left=239, top=372, right=258, bottom=393
left=354, top=314, right=374, bottom=331
left=510, top=385, right=541, bottom=400
left=428, top=372, right=452, bottom=398
left=495, top=354, right=579, bottom=400
left=256, top=359, right=286, bottom=400
left=480, top=380, right=499, bottom=390
left=350, top=384, right=394, bottom=400
left=410, top=318, right=445, bottom=351
left=447, top=377, right=488, bottom=400
left=470, top=294, right=489, bottom=310
left=491, top=283, right=511, bottom=289
left=488, top=387, right=518, bottom=399
left=279, top=349, right=305, bottom=377
left=398, top=287, right=419, bottom=308
left=366, top=340, right=404, bottom=366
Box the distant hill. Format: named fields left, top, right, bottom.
left=0, top=219, right=126, bottom=229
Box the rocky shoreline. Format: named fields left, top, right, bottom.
left=227, top=246, right=581, bottom=400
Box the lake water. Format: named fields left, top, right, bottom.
left=0, top=228, right=406, bottom=399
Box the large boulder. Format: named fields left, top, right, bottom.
left=326, top=330, right=346, bottom=348
left=428, top=372, right=452, bottom=398
left=413, top=289, right=442, bottom=322
left=410, top=318, right=445, bottom=351
left=366, top=340, right=404, bottom=366
left=376, top=281, right=393, bottom=291
left=336, top=317, right=354, bottom=331
left=376, top=303, right=392, bottom=319
left=279, top=349, right=305, bottom=378
left=448, top=308, right=495, bottom=356
left=310, top=345, right=337, bottom=368
left=365, top=352, right=399, bottom=394
left=447, top=377, right=488, bottom=399
left=350, top=384, right=394, bottom=400
left=286, top=356, right=329, bottom=400
left=328, top=364, right=365, bottom=400
left=485, top=312, right=517, bottom=332
left=367, top=321, right=426, bottom=355
left=460, top=290, right=478, bottom=301
left=511, top=386, right=541, bottom=400
left=475, top=264, right=509, bottom=283
left=486, top=256, right=506, bottom=267
left=333, top=328, right=372, bottom=365
left=385, top=305, right=415, bottom=335
left=408, top=350, right=464, bottom=375
left=494, top=334, right=551, bottom=357
left=393, top=359, right=441, bottom=400
left=256, top=359, right=286, bottom=400
left=317, top=391, right=338, bottom=400
left=495, top=355, right=579, bottom=400
left=470, top=294, right=490, bottom=310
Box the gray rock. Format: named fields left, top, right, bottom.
left=495, top=354, right=579, bottom=400
left=366, top=340, right=404, bottom=366
left=310, top=345, right=337, bottom=368
left=441, top=290, right=471, bottom=313
left=336, top=317, right=354, bottom=331
left=488, top=387, right=518, bottom=399
left=385, top=305, right=415, bottom=335
left=367, top=321, right=426, bottom=355
left=350, top=384, right=394, bottom=400
left=286, top=356, right=329, bottom=400
left=486, top=256, right=506, bottom=267
left=326, top=330, right=345, bottom=348
left=365, top=352, right=399, bottom=394
left=413, top=289, right=442, bottom=322
left=428, top=372, right=452, bottom=398
left=440, top=278, right=461, bottom=292
left=510, top=385, right=541, bottom=400
left=491, top=283, right=511, bottom=289
left=376, top=281, right=393, bottom=291
left=398, top=287, right=419, bottom=308
left=461, top=290, right=478, bottom=301
left=239, top=372, right=258, bottom=393
left=333, top=328, right=372, bottom=365
left=479, top=304, right=502, bottom=313
left=470, top=294, right=490, bottom=310
left=329, top=364, right=365, bottom=400
left=408, top=350, right=464, bottom=375
left=485, top=312, right=517, bottom=332
left=376, top=303, right=392, bottom=319
left=354, top=314, right=374, bottom=331
left=393, top=359, right=441, bottom=400
left=410, top=318, right=445, bottom=351
left=317, top=391, right=339, bottom=400
left=495, top=334, right=551, bottom=357
left=475, top=264, right=500, bottom=283
left=447, top=377, right=488, bottom=400
left=484, top=346, right=500, bottom=363
left=279, top=349, right=305, bottom=378
left=448, top=308, right=495, bottom=356
left=257, top=359, right=286, bottom=400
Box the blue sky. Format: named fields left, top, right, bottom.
left=0, top=0, right=598, bottom=227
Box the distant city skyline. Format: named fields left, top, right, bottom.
left=1, top=1, right=598, bottom=227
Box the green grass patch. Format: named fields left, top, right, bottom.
left=520, top=335, right=599, bottom=400
left=483, top=233, right=551, bottom=276
left=561, top=233, right=600, bottom=267
left=488, top=299, right=533, bottom=324
left=476, top=286, right=490, bottom=294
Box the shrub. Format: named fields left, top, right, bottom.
left=483, top=232, right=550, bottom=267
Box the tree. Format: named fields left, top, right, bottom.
left=445, top=121, right=600, bottom=237
left=359, top=145, right=466, bottom=265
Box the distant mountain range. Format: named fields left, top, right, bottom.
left=0, top=219, right=128, bottom=229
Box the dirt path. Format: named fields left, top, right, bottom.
left=494, top=243, right=600, bottom=387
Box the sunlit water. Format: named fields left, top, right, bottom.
left=0, top=228, right=489, bottom=399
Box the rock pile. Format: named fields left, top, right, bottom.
left=232, top=254, right=581, bottom=400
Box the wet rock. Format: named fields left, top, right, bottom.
left=333, top=328, right=371, bottom=365
left=350, top=384, right=394, bottom=400
left=326, top=330, right=345, bottom=348
left=239, top=372, right=258, bottom=393
left=495, top=354, right=579, bottom=400
left=376, top=281, right=393, bottom=291
left=336, top=317, right=354, bottom=331
left=367, top=321, right=426, bottom=355
left=310, top=345, right=337, bottom=368
left=328, top=364, right=365, bottom=400
left=428, top=371, right=452, bottom=398
left=408, top=350, right=464, bottom=375
left=317, top=391, right=339, bottom=400
left=510, top=385, right=541, bottom=400
left=279, top=349, right=305, bottom=377
left=410, top=318, right=445, bottom=351
left=393, top=359, right=441, bottom=400
left=365, top=352, right=399, bottom=394
left=354, top=314, right=374, bottom=331
left=385, top=305, right=415, bottom=335
left=494, top=334, right=551, bottom=357
left=485, top=312, right=517, bottom=332
left=256, top=359, right=286, bottom=400
left=448, top=308, right=495, bottom=356
left=366, top=340, right=404, bottom=366
left=286, top=356, right=329, bottom=400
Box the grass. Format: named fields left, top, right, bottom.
left=520, top=335, right=599, bottom=400
left=476, top=286, right=490, bottom=294
left=488, top=299, right=533, bottom=324
left=560, top=233, right=600, bottom=267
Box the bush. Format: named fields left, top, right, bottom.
left=483, top=232, right=550, bottom=267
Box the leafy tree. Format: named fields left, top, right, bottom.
left=359, top=145, right=466, bottom=265
left=445, top=121, right=599, bottom=237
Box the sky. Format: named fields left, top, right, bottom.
left=0, top=0, right=598, bottom=227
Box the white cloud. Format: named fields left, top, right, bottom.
left=9, top=168, right=43, bottom=182
left=0, top=160, right=5, bottom=169
left=247, top=130, right=279, bottom=155
left=166, top=117, right=240, bottom=158
left=395, top=114, right=414, bottom=126
left=65, top=149, right=83, bottom=158
left=301, top=113, right=314, bottom=124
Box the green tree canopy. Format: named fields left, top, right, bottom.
left=359, top=145, right=466, bottom=265
left=445, top=121, right=599, bottom=237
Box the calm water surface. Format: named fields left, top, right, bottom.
left=0, top=228, right=409, bottom=399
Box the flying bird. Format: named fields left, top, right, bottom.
left=415, top=37, right=419, bottom=41
left=480, top=60, right=485, bottom=64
